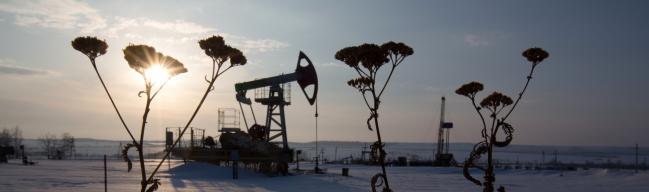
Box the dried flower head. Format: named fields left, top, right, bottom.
left=198, top=35, right=247, bottom=66
left=347, top=77, right=374, bottom=90
left=123, top=44, right=187, bottom=77
left=381, top=41, right=414, bottom=57
left=480, top=92, right=513, bottom=109
left=358, top=44, right=389, bottom=70
left=199, top=36, right=228, bottom=59
left=455, top=81, right=484, bottom=98
left=334, top=46, right=360, bottom=67
left=228, top=48, right=247, bottom=66
left=71, top=36, right=108, bottom=59
left=522, top=47, right=549, bottom=64
left=335, top=43, right=388, bottom=71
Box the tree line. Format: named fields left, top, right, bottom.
left=0, top=126, right=75, bottom=160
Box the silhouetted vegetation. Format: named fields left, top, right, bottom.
left=37, top=133, right=75, bottom=160
left=38, top=133, right=57, bottom=159
left=335, top=42, right=413, bottom=192
left=124, top=44, right=187, bottom=192
left=73, top=35, right=245, bottom=192
left=0, top=127, right=20, bottom=163
left=73, top=36, right=188, bottom=192
left=456, top=47, right=549, bottom=192
left=0, top=127, right=21, bottom=149
left=145, top=35, right=246, bottom=185
left=71, top=37, right=137, bottom=150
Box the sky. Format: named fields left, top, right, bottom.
left=0, top=0, right=647, bottom=146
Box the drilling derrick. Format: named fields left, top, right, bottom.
left=433, top=97, right=456, bottom=166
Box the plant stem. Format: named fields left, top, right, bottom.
left=378, top=65, right=396, bottom=98
left=484, top=115, right=497, bottom=192
left=371, top=87, right=390, bottom=190
left=90, top=59, right=138, bottom=145
left=139, top=87, right=152, bottom=192
left=502, top=65, right=536, bottom=121
left=470, top=97, right=488, bottom=140
left=373, top=110, right=390, bottom=190
left=146, top=64, right=227, bottom=182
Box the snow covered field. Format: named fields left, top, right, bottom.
left=1, top=159, right=648, bottom=191
left=19, top=139, right=649, bottom=165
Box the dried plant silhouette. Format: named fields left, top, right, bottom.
left=124, top=44, right=187, bottom=192
left=457, top=47, right=549, bottom=192
left=74, top=36, right=244, bottom=191
left=71, top=37, right=137, bottom=145
left=145, top=35, right=246, bottom=186
left=73, top=37, right=188, bottom=192
left=335, top=42, right=413, bottom=192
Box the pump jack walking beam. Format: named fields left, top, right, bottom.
left=234, top=51, right=318, bottom=149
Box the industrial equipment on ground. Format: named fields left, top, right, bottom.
left=168, top=51, right=318, bottom=175
left=433, top=97, right=457, bottom=166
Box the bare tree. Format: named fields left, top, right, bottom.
left=39, top=134, right=58, bottom=159
left=0, top=128, right=11, bottom=163
left=11, top=126, right=23, bottom=158
left=456, top=47, right=549, bottom=192
left=60, top=133, right=75, bottom=159
left=0, top=128, right=10, bottom=147
left=335, top=42, right=413, bottom=192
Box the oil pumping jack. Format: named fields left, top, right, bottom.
left=168, top=53, right=317, bottom=175
left=233, top=51, right=318, bottom=152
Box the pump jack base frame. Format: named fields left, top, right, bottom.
left=433, top=153, right=457, bottom=167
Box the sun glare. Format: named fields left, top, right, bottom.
left=144, top=64, right=170, bottom=85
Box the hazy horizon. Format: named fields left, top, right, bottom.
left=1, top=0, right=648, bottom=146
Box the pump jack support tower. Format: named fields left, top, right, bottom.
left=234, top=51, right=318, bottom=150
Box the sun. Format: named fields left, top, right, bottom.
left=144, top=64, right=170, bottom=85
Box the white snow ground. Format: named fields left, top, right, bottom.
left=1, top=159, right=648, bottom=191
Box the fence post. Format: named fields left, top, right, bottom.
left=104, top=154, right=107, bottom=192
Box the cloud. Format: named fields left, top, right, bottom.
left=0, top=64, right=49, bottom=76
left=0, top=1, right=289, bottom=53
left=240, top=39, right=289, bottom=53
left=105, top=17, right=288, bottom=53
left=0, top=0, right=106, bottom=33
left=142, top=18, right=214, bottom=35
left=321, top=61, right=344, bottom=68
left=0, top=58, right=51, bottom=76
left=464, top=34, right=489, bottom=47
left=105, top=17, right=215, bottom=37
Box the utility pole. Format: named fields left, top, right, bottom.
left=334, top=146, right=338, bottom=162
left=361, top=144, right=369, bottom=162
left=321, top=148, right=325, bottom=163
left=190, top=128, right=194, bottom=148
left=314, top=101, right=320, bottom=172
left=635, top=143, right=638, bottom=173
